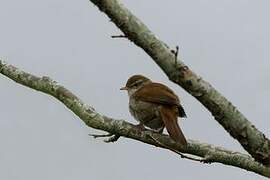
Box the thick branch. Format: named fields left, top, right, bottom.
left=0, top=60, right=269, bottom=177
left=89, top=0, right=270, bottom=165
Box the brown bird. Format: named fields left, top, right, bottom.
left=121, top=75, right=187, bottom=146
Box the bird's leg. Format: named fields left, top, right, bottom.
left=151, top=125, right=165, bottom=134
left=135, top=122, right=146, bottom=131
left=156, top=126, right=165, bottom=134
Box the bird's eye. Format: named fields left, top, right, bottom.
left=132, top=80, right=143, bottom=88
left=132, top=82, right=140, bottom=87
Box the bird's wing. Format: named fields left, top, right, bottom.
left=134, top=83, right=180, bottom=106
left=134, top=83, right=187, bottom=118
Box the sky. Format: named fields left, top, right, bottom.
left=0, top=0, right=270, bottom=179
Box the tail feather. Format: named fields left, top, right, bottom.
left=159, top=106, right=187, bottom=147
left=178, top=105, right=187, bottom=118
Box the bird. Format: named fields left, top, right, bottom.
left=120, top=74, right=187, bottom=146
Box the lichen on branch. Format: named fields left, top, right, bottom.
left=0, top=60, right=269, bottom=177
left=89, top=0, right=270, bottom=165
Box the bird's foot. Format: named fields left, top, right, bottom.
left=152, top=127, right=164, bottom=134
left=135, top=123, right=147, bottom=131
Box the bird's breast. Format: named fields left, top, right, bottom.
left=129, top=97, right=164, bottom=130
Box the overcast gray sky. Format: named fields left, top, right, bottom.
left=0, top=0, right=270, bottom=179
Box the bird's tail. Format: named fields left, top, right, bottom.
left=159, top=106, right=187, bottom=147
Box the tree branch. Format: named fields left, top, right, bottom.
left=0, top=60, right=269, bottom=177
left=89, top=0, right=270, bottom=165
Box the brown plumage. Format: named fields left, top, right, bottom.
left=121, top=74, right=187, bottom=146
left=134, top=82, right=187, bottom=118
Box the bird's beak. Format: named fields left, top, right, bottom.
left=120, top=86, right=128, bottom=90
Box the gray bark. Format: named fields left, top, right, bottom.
left=89, top=0, right=270, bottom=165
left=0, top=60, right=269, bottom=177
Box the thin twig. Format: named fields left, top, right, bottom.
left=89, top=133, right=121, bottom=143
left=104, top=134, right=120, bottom=142
left=111, top=35, right=127, bottom=38
left=89, top=133, right=113, bottom=138
left=170, top=45, right=179, bottom=67
left=148, top=134, right=210, bottom=163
